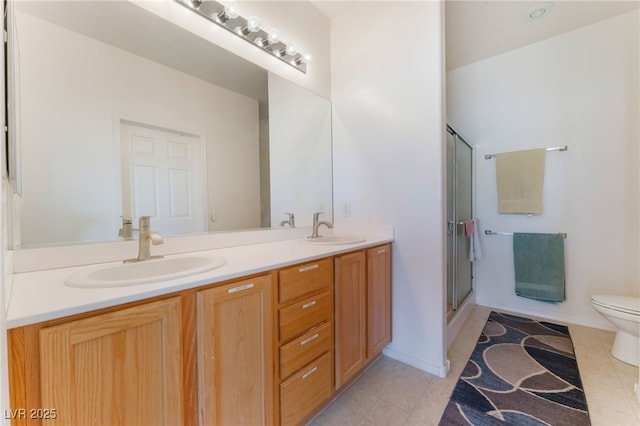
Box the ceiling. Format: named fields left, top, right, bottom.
left=310, top=1, right=640, bottom=71
left=445, top=0, right=640, bottom=70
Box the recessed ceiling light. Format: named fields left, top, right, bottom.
left=527, top=2, right=553, bottom=21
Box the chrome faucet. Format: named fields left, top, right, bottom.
left=309, top=212, right=333, bottom=239
left=125, top=216, right=163, bottom=262
left=279, top=212, right=295, bottom=228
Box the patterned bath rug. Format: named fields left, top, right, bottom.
left=439, top=311, right=590, bottom=425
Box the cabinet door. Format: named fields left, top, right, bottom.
left=38, top=297, right=183, bottom=426
left=367, top=244, right=392, bottom=359
left=334, top=251, right=366, bottom=389
left=197, top=275, right=274, bottom=426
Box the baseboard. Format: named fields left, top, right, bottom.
left=446, top=295, right=475, bottom=349
left=474, top=299, right=616, bottom=332
left=382, top=346, right=449, bottom=378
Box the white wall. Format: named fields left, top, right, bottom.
left=332, top=1, right=448, bottom=376
left=447, top=11, right=640, bottom=329
left=268, top=73, right=332, bottom=227
left=17, top=11, right=260, bottom=246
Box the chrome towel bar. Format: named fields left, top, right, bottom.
left=485, top=145, right=568, bottom=160
left=485, top=230, right=567, bottom=238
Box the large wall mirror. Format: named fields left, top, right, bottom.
left=8, top=0, right=333, bottom=248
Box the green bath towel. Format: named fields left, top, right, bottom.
left=513, top=233, right=565, bottom=302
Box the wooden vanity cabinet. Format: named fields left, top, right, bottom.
left=7, top=244, right=392, bottom=426
left=197, top=273, right=274, bottom=426
left=8, top=295, right=195, bottom=426
left=276, top=259, right=334, bottom=426
left=335, top=244, right=392, bottom=389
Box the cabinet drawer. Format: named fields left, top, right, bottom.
left=279, top=258, right=333, bottom=304
left=279, top=291, right=331, bottom=342
left=280, top=352, right=332, bottom=426
left=280, top=321, right=332, bottom=379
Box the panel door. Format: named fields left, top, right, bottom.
left=197, top=275, right=274, bottom=426
left=367, top=244, right=392, bottom=359
left=120, top=121, right=206, bottom=235
left=334, top=251, right=366, bottom=389
left=38, top=298, right=183, bottom=426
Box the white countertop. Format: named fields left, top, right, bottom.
left=6, top=234, right=392, bottom=329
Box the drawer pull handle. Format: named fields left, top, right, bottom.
left=299, top=264, right=319, bottom=273
left=377, top=249, right=386, bottom=254
left=300, top=333, right=319, bottom=346
left=302, top=366, right=318, bottom=379
left=302, top=300, right=317, bottom=309
left=228, top=283, right=254, bottom=294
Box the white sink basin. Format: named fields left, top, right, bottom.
left=302, top=235, right=366, bottom=245
left=65, top=256, right=226, bottom=288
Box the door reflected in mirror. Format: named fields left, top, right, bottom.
left=9, top=0, right=332, bottom=248
left=120, top=122, right=208, bottom=237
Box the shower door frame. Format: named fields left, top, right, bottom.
left=447, top=125, right=474, bottom=313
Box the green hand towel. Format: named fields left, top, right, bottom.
left=513, top=233, right=565, bottom=302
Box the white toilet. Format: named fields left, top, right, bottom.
left=591, top=295, right=640, bottom=366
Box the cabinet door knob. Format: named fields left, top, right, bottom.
left=227, top=283, right=254, bottom=294
left=377, top=249, right=386, bottom=254
left=302, top=300, right=317, bottom=309
left=300, top=333, right=319, bottom=346
left=302, top=366, right=318, bottom=379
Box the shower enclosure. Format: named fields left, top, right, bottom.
left=446, top=125, right=473, bottom=317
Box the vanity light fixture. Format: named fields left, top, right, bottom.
left=178, top=0, right=310, bottom=73
left=268, top=28, right=280, bottom=45
left=296, top=53, right=312, bottom=65
left=273, top=43, right=296, bottom=58
left=236, top=15, right=260, bottom=36
left=255, top=28, right=280, bottom=48
left=216, top=1, right=239, bottom=23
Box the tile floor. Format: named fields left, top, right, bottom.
left=309, top=306, right=640, bottom=426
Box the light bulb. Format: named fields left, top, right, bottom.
left=236, top=15, right=261, bottom=36
left=247, top=16, right=261, bottom=32
left=267, top=28, right=280, bottom=44
left=300, top=53, right=312, bottom=64
left=285, top=44, right=297, bottom=56
left=217, top=1, right=239, bottom=22
left=224, top=2, right=239, bottom=19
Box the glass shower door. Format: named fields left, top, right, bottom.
left=455, top=138, right=472, bottom=308
left=446, top=127, right=473, bottom=314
